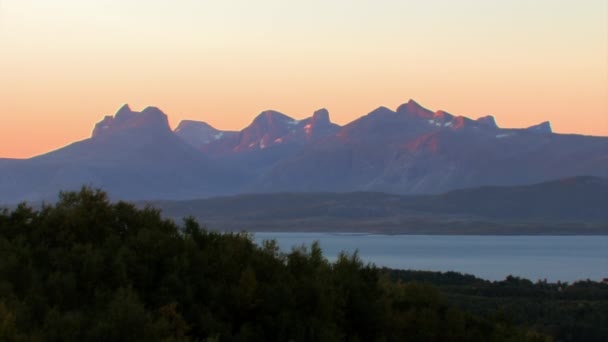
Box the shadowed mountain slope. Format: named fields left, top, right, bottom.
left=148, top=176, right=608, bottom=234
left=0, top=105, right=244, bottom=202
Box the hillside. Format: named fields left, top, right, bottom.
left=0, top=188, right=549, bottom=341
left=148, top=176, right=608, bottom=235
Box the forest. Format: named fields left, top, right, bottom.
left=0, top=188, right=603, bottom=341
left=387, top=270, right=608, bottom=341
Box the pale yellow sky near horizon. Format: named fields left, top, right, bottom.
left=0, top=0, right=606, bottom=158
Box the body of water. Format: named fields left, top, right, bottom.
left=253, top=233, right=608, bottom=282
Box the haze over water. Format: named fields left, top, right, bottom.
left=255, top=233, right=608, bottom=282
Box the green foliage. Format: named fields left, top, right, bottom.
left=388, top=269, right=608, bottom=342
left=0, top=187, right=547, bottom=341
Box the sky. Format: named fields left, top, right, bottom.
left=0, top=0, right=606, bottom=158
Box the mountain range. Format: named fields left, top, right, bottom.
left=1, top=100, right=607, bottom=203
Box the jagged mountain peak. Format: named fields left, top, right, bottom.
left=302, top=108, right=339, bottom=141
left=477, top=115, right=498, bottom=129
left=397, top=99, right=434, bottom=118
left=366, top=106, right=395, bottom=118
left=115, top=103, right=132, bottom=117
left=253, top=110, right=296, bottom=124
left=174, top=120, right=227, bottom=148
left=394, top=102, right=499, bottom=131
left=312, top=108, right=331, bottom=125
left=141, top=106, right=165, bottom=116
left=527, top=121, right=552, bottom=134
left=433, top=110, right=452, bottom=117
left=175, top=120, right=216, bottom=132
left=247, top=110, right=299, bottom=134
left=231, top=111, right=296, bottom=152
left=405, top=99, right=425, bottom=110
left=92, top=104, right=170, bottom=138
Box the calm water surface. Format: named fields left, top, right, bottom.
left=254, top=233, right=608, bottom=282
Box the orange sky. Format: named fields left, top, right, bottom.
left=0, top=0, right=606, bottom=158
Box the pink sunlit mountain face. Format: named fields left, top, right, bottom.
left=91, top=104, right=170, bottom=139
left=0, top=99, right=606, bottom=202
left=177, top=108, right=340, bottom=156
